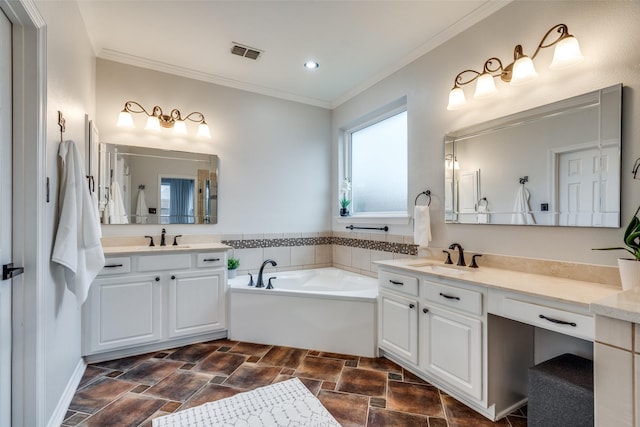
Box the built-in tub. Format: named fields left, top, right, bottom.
left=228, top=267, right=378, bottom=357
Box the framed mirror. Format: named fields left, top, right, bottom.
left=99, top=143, right=218, bottom=225
left=444, top=84, right=622, bottom=227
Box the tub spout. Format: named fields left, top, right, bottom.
left=256, top=259, right=277, bottom=288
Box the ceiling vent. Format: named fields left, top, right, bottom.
left=231, top=42, right=262, bottom=60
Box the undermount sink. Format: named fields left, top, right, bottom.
left=136, top=245, right=191, bottom=251
left=408, top=262, right=469, bottom=276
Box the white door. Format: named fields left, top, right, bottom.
left=0, top=9, right=13, bottom=426
left=457, top=169, right=479, bottom=223
left=558, top=145, right=620, bottom=227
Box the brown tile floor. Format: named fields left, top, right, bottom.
left=63, top=339, right=527, bottom=426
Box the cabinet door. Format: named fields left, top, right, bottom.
left=378, top=291, right=418, bottom=364
left=84, top=274, right=162, bottom=355
left=168, top=270, right=225, bottom=338
left=420, top=305, right=482, bottom=400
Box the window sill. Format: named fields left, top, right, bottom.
left=335, top=214, right=411, bottom=225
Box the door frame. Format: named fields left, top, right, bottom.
left=0, top=0, right=46, bottom=425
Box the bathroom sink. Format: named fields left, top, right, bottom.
left=135, top=245, right=191, bottom=251
left=408, top=262, right=469, bottom=276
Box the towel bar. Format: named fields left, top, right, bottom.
left=346, top=225, right=389, bottom=232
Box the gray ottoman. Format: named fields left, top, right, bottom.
left=528, top=353, right=594, bottom=427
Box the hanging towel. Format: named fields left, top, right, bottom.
left=413, top=205, right=432, bottom=247
left=477, top=203, right=489, bottom=224
left=511, top=186, right=536, bottom=225
left=135, top=189, right=148, bottom=224
left=109, top=181, right=129, bottom=224
left=52, top=140, right=105, bottom=305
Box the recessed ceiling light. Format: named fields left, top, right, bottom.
left=304, top=61, right=319, bottom=70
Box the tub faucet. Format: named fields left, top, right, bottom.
left=256, top=259, right=277, bottom=288
left=160, top=228, right=167, bottom=246
left=448, top=243, right=465, bottom=266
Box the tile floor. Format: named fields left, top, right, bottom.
left=63, top=339, right=527, bottom=426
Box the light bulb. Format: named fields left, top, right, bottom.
left=173, top=120, right=187, bottom=135
left=447, top=87, right=466, bottom=110
left=510, top=56, right=538, bottom=86
left=145, top=116, right=161, bottom=131
left=550, top=36, right=584, bottom=70
left=474, top=73, right=498, bottom=99
left=116, top=111, right=134, bottom=128
left=197, top=122, right=211, bottom=138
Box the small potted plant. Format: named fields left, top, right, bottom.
left=594, top=205, right=640, bottom=290
left=340, top=178, right=351, bottom=217
left=227, top=257, right=240, bottom=279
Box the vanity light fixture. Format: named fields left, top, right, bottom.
left=116, top=101, right=211, bottom=138
left=304, top=60, right=319, bottom=70
left=447, top=23, right=583, bottom=110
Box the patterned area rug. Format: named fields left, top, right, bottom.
left=152, top=377, right=341, bottom=427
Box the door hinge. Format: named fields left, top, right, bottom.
left=3, top=263, right=24, bottom=280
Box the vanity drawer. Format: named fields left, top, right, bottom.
left=138, top=254, right=192, bottom=272
left=99, top=257, right=131, bottom=276
left=196, top=253, right=225, bottom=268
left=423, top=280, right=483, bottom=316
left=379, top=270, right=419, bottom=296
left=494, top=293, right=593, bottom=341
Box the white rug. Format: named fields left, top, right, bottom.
left=152, top=377, right=341, bottom=427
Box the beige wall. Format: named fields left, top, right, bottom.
left=332, top=1, right=640, bottom=266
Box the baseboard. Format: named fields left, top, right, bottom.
left=46, top=358, right=86, bottom=427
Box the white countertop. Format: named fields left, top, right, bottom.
left=590, top=287, right=640, bottom=324
left=103, top=242, right=230, bottom=255
left=376, top=258, right=621, bottom=308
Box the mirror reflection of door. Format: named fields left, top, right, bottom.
left=457, top=169, right=479, bottom=224
left=160, top=177, right=196, bottom=224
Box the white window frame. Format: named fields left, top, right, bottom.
left=342, top=101, right=409, bottom=221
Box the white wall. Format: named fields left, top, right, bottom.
left=332, top=1, right=640, bottom=266
left=34, top=0, right=96, bottom=422
left=96, top=60, right=332, bottom=236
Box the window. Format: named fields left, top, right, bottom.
left=346, top=108, right=407, bottom=216
left=160, top=177, right=195, bottom=224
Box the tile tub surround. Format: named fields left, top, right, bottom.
left=63, top=339, right=528, bottom=427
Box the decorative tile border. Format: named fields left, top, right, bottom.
left=221, top=236, right=418, bottom=256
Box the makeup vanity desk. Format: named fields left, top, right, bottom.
left=375, top=258, right=621, bottom=422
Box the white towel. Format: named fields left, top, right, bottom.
left=511, top=186, right=536, bottom=225
left=477, top=204, right=489, bottom=224
left=135, top=189, right=148, bottom=224
left=413, top=205, right=432, bottom=247
left=52, top=140, right=105, bottom=305
left=108, top=181, right=129, bottom=224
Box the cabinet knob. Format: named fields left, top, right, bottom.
left=171, top=275, right=176, bottom=280
left=423, top=308, right=429, bottom=313
left=155, top=277, right=160, bottom=282
left=409, top=303, right=415, bottom=309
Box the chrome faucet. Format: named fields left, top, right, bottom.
left=448, top=243, right=465, bottom=266
left=160, top=228, right=167, bottom=246
left=256, top=259, right=277, bottom=288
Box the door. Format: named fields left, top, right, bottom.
left=0, top=10, right=13, bottom=426
left=378, top=291, right=418, bottom=364
left=168, top=270, right=225, bottom=338
left=420, top=305, right=482, bottom=400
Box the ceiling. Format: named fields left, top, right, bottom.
left=77, top=1, right=509, bottom=109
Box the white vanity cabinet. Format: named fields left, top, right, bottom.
left=419, top=278, right=485, bottom=400
left=378, top=270, right=419, bottom=364
left=83, top=250, right=227, bottom=360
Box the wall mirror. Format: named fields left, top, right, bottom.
left=444, top=84, right=621, bottom=227
left=99, top=143, right=218, bottom=225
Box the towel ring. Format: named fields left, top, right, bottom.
left=414, top=190, right=431, bottom=206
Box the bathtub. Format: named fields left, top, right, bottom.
left=228, top=268, right=378, bottom=357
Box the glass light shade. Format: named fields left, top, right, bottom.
left=145, top=116, right=161, bottom=131
left=116, top=111, right=134, bottom=128
left=510, top=56, right=538, bottom=86
left=447, top=87, right=466, bottom=110
left=197, top=123, right=211, bottom=138
left=474, top=73, right=498, bottom=99
left=173, top=120, right=187, bottom=135
left=549, top=36, right=584, bottom=70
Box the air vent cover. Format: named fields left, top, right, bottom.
left=231, top=42, right=262, bottom=60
